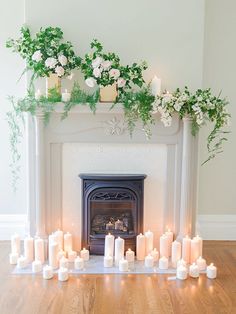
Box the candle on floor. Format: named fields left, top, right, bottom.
left=104, top=255, right=113, bottom=268
left=151, top=248, right=159, bottom=262
left=59, top=256, right=69, bottom=269
left=17, top=255, right=27, bottom=269
left=58, top=267, right=69, bottom=281
left=136, top=233, right=146, bottom=261
left=104, top=233, right=115, bottom=257
left=193, top=235, right=203, bottom=257
left=61, top=89, right=71, bottom=102
left=176, top=264, right=188, bottom=280
left=32, top=260, right=42, bottom=273
left=125, top=248, right=135, bottom=262
left=150, top=75, right=161, bottom=96
left=145, top=230, right=154, bottom=255
left=34, top=237, right=45, bottom=263
left=74, top=256, right=84, bottom=270
left=171, top=240, right=181, bottom=268
left=196, top=256, right=207, bottom=271
left=119, top=258, right=128, bottom=272
left=54, top=229, right=64, bottom=250
left=49, top=233, right=57, bottom=246
left=11, top=233, right=21, bottom=255
left=43, top=265, right=53, bottom=280
left=68, top=250, right=77, bottom=262
left=64, top=232, right=72, bottom=253
left=57, top=250, right=66, bottom=261
left=206, top=263, right=217, bottom=279
left=80, top=248, right=90, bottom=261
left=190, top=237, right=200, bottom=263
left=182, top=235, right=191, bottom=264
left=115, top=237, right=125, bottom=266
left=35, top=89, right=42, bottom=101
left=165, top=228, right=174, bottom=257
left=159, top=256, right=169, bottom=270
left=24, top=236, right=34, bottom=263
left=189, top=263, right=199, bottom=278
left=49, top=240, right=59, bottom=269
left=160, top=234, right=169, bottom=258
left=145, top=254, right=154, bottom=268
left=115, top=219, right=123, bottom=230
left=177, top=258, right=187, bottom=268
left=9, top=252, right=19, bottom=265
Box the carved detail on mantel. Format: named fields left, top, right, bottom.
left=102, top=117, right=127, bottom=136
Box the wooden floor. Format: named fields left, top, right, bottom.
left=0, top=241, right=236, bottom=314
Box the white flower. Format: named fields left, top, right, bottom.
left=162, top=92, right=172, bottom=104
left=101, top=60, right=112, bottom=70
left=55, top=65, right=65, bottom=77
left=45, top=57, right=57, bottom=69
left=197, top=96, right=203, bottom=102
left=92, top=56, right=103, bottom=68
left=117, top=78, right=126, bottom=88
left=58, top=55, right=68, bottom=66
left=109, top=68, right=120, bottom=80
left=85, top=77, right=97, bottom=88
left=174, top=102, right=183, bottom=112
left=93, top=67, right=101, bottom=78
left=32, top=50, right=42, bottom=62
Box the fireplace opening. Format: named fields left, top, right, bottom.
left=79, top=174, right=146, bottom=255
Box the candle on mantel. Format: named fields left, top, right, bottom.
left=159, top=256, right=169, bottom=270
left=58, top=267, right=69, bottom=282
left=106, top=221, right=114, bottom=230
left=150, top=75, right=161, bottom=96
left=145, top=254, right=154, bottom=268
left=165, top=228, right=174, bottom=257
left=190, top=237, right=200, bottom=263
left=182, top=235, right=191, bottom=264
left=64, top=232, right=72, bottom=253
left=74, top=256, right=84, bottom=270
left=24, top=236, right=34, bottom=263
left=125, top=248, right=135, bottom=262
left=115, top=237, right=124, bottom=266
left=193, top=235, right=203, bottom=257
left=115, top=219, right=123, bottom=231
left=54, top=229, right=64, bottom=250
left=17, top=255, right=27, bottom=269
left=104, top=233, right=115, bottom=257
left=34, top=237, right=45, bottom=263
left=80, top=248, right=90, bottom=261
left=145, top=230, right=154, bottom=255
left=151, top=248, right=159, bottom=262
left=104, top=255, right=113, bottom=268
left=176, top=264, right=188, bottom=280
left=207, top=263, right=217, bottom=279
left=9, top=252, right=19, bottom=265
left=35, top=89, right=42, bottom=101
left=32, top=260, right=42, bottom=273
left=43, top=265, right=53, bottom=280
left=49, top=240, right=59, bottom=269
left=136, top=233, right=146, bottom=261
left=160, top=234, right=169, bottom=258
left=61, top=89, right=71, bottom=102
left=11, top=233, right=20, bottom=255
left=171, top=240, right=181, bottom=268
left=189, top=263, right=199, bottom=278
left=119, top=258, right=128, bottom=272
left=68, top=250, right=77, bottom=262
left=197, top=256, right=207, bottom=271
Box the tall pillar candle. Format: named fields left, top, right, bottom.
left=145, top=230, right=154, bottom=255
left=160, top=234, right=169, bottom=258
left=24, top=236, right=34, bottom=262
left=182, top=235, right=191, bottom=264
left=64, top=232, right=72, bottom=252
left=171, top=240, right=182, bottom=268
left=34, top=237, right=45, bottom=263
left=193, top=235, right=203, bottom=257
left=190, top=237, right=200, bottom=263
left=115, top=237, right=125, bottom=265
left=150, top=75, right=161, bottom=96
left=54, top=229, right=63, bottom=250
left=49, top=241, right=59, bottom=269
left=11, top=233, right=21, bottom=254
left=104, top=233, right=115, bottom=257
left=165, top=229, right=174, bottom=257
left=136, top=233, right=146, bottom=261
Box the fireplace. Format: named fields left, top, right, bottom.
left=79, top=174, right=146, bottom=255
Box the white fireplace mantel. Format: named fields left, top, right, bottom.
left=26, top=103, right=198, bottom=247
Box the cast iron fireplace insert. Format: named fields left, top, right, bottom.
left=79, top=174, right=146, bottom=255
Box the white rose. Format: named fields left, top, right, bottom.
left=174, top=102, right=183, bottom=112
left=45, top=57, right=57, bottom=69
left=101, top=60, right=112, bottom=70
left=85, top=77, right=97, bottom=88
left=117, top=78, right=126, bottom=88
left=55, top=65, right=65, bottom=77
left=93, top=67, right=101, bottom=78
left=32, top=50, right=42, bottom=62
left=92, top=57, right=103, bottom=68
left=58, top=55, right=68, bottom=66
left=109, top=68, right=120, bottom=80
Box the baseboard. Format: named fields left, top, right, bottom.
left=196, top=214, right=236, bottom=240
left=0, top=214, right=28, bottom=240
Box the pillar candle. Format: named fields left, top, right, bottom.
left=68, top=250, right=77, bottom=262
left=182, top=235, right=191, bottom=264
left=145, top=254, right=154, bottom=268
left=49, top=241, right=59, bottom=269
left=177, top=264, right=188, bottom=280
left=57, top=250, right=66, bottom=261
left=125, top=248, right=135, bottom=262
left=64, top=232, right=72, bottom=252
left=115, top=219, right=123, bottom=230
left=104, top=233, right=115, bottom=257
left=206, top=263, right=217, bottom=279
left=159, top=256, right=169, bottom=270
left=119, top=258, right=128, bottom=272
left=32, top=260, right=42, bottom=273
left=61, top=89, right=71, bottom=102
left=34, top=238, right=45, bottom=263
left=59, top=256, right=69, bottom=269
left=9, top=252, right=19, bottom=265
left=115, top=237, right=125, bottom=265
left=136, top=233, right=146, bottom=261
left=17, top=255, right=27, bottom=269
left=197, top=256, right=207, bottom=271
left=80, top=248, right=90, bottom=261
left=190, top=237, right=200, bottom=263
left=11, top=233, right=21, bottom=254
left=193, top=235, right=203, bottom=257
left=150, top=75, right=161, bottom=96
left=54, top=229, right=64, bottom=250
left=24, top=236, right=34, bottom=263
left=58, top=267, right=69, bottom=281
left=49, top=233, right=58, bottom=246
left=151, top=248, right=159, bottom=262
left=189, top=263, right=199, bottom=278
left=43, top=265, right=53, bottom=279
left=74, top=256, right=84, bottom=270
left=145, top=230, right=154, bottom=255
left=165, top=229, right=174, bottom=257
left=171, top=240, right=182, bottom=268
left=160, top=234, right=169, bottom=258
left=104, top=255, right=113, bottom=268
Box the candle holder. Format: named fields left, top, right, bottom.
left=99, top=83, right=118, bottom=102
left=46, top=73, right=61, bottom=98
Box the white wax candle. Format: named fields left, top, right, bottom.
left=206, top=263, right=217, bottom=279
left=145, top=230, right=154, bottom=255
left=165, top=229, right=174, bottom=257
left=190, top=237, right=200, bottom=263
left=24, top=236, right=34, bottom=263
left=61, top=89, right=71, bottom=102
left=49, top=233, right=58, bottom=246
left=189, top=263, right=199, bottom=278
left=54, top=229, right=64, bottom=250
left=34, top=238, right=45, bottom=263
left=159, top=256, right=169, bottom=270
left=104, top=233, right=115, bottom=257
left=160, top=234, right=169, bottom=258
left=59, top=256, right=69, bottom=269
left=136, top=233, right=146, bottom=261
left=58, top=267, right=69, bottom=281
left=74, top=256, right=84, bottom=270
left=145, top=254, right=154, bottom=268
left=150, top=75, right=161, bottom=96
left=196, top=256, right=207, bottom=271
left=115, top=219, right=123, bottom=230
left=43, top=265, right=53, bottom=280
left=9, top=252, right=19, bottom=265
left=182, top=235, right=191, bottom=264
left=177, top=264, right=188, bottom=280
left=80, top=248, right=90, bottom=261
left=32, top=260, right=42, bottom=273
left=104, top=255, right=113, bottom=268
left=57, top=250, right=66, bottom=261
left=119, top=258, right=128, bottom=272
left=64, top=232, right=72, bottom=252
left=68, top=250, right=77, bottom=262
left=115, top=237, right=124, bottom=265
left=177, top=258, right=187, bottom=268
left=49, top=241, right=59, bottom=269
left=35, top=89, right=42, bottom=101
left=171, top=240, right=182, bottom=268
left=151, top=248, right=159, bottom=262
left=11, top=233, right=21, bottom=254
left=17, top=255, right=27, bottom=269
left=193, top=235, right=203, bottom=257
left=125, top=248, right=135, bottom=262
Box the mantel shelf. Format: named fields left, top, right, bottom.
left=54, top=102, right=125, bottom=114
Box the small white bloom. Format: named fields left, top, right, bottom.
left=58, top=55, right=68, bottom=66
left=117, top=78, right=126, bottom=88
left=93, top=67, right=101, bottom=78
left=174, top=102, right=182, bottom=112
left=55, top=65, right=65, bottom=77
left=92, top=56, right=103, bottom=68
left=32, top=50, right=42, bottom=62
left=197, top=96, right=203, bottom=102
left=101, top=60, right=112, bottom=70
left=109, top=68, right=120, bottom=80
left=85, top=77, right=97, bottom=88
left=197, top=118, right=203, bottom=125
left=45, top=57, right=57, bottom=69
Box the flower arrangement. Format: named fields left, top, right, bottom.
left=81, top=39, right=147, bottom=94
left=6, top=26, right=81, bottom=79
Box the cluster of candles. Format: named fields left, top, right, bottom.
left=35, top=89, right=71, bottom=102
left=9, top=231, right=89, bottom=281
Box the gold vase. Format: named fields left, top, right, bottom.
left=99, top=83, right=118, bottom=103
left=46, top=73, right=61, bottom=98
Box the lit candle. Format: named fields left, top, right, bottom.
left=150, top=75, right=161, bottom=96
left=59, top=256, right=69, bottom=269
left=189, top=263, right=199, bottom=278
left=145, top=254, right=154, bottom=268
left=159, top=256, right=169, bottom=270
left=119, top=258, right=128, bottom=272
left=32, top=260, right=42, bottom=273
left=68, top=250, right=77, bottom=262
left=160, top=234, right=169, bottom=258
left=196, top=256, right=207, bottom=271
left=104, top=255, right=113, bottom=268
left=125, top=248, right=135, bottom=262
left=57, top=250, right=66, bottom=261
left=24, top=236, right=34, bottom=263
left=11, top=233, right=20, bottom=254
left=35, top=89, right=42, bottom=101
left=136, top=233, right=146, bottom=261
left=206, top=263, right=217, bottom=279
left=17, top=255, right=27, bottom=269
left=176, top=264, right=188, bottom=280
left=74, top=256, right=84, bottom=270
left=61, top=89, right=71, bottom=102
left=49, top=241, right=59, bottom=269
left=165, top=229, right=174, bottom=257
left=9, top=252, right=19, bottom=265
left=193, top=235, right=203, bottom=257
left=54, top=229, right=64, bottom=250
left=177, top=258, right=187, bottom=268
left=114, top=237, right=125, bottom=266
left=58, top=267, right=69, bottom=281
left=104, top=233, right=115, bottom=257
left=151, top=248, right=159, bottom=262
left=80, top=248, right=90, bottom=261
left=190, top=237, right=200, bottom=263
left=64, top=232, right=72, bottom=253
left=171, top=240, right=181, bottom=268
left=145, top=230, right=154, bottom=255
left=106, top=221, right=114, bottom=230
left=115, top=219, right=123, bottom=230
left=34, top=237, right=45, bottom=263
left=182, top=235, right=191, bottom=264
left=43, top=265, right=53, bottom=280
